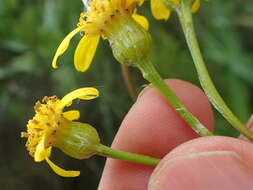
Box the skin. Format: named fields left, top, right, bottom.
left=98, top=79, right=253, bottom=190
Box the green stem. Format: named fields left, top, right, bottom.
left=176, top=0, right=253, bottom=140
left=137, top=59, right=213, bottom=136
left=96, top=144, right=160, bottom=165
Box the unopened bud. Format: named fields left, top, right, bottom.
left=109, top=18, right=152, bottom=67
left=56, top=121, right=100, bottom=159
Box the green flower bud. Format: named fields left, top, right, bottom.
left=56, top=121, right=100, bottom=160
left=108, top=18, right=152, bottom=67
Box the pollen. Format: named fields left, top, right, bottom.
left=78, top=0, right=137, bottom=37
left=21, top=96, right=65, bottom=157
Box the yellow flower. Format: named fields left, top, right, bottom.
left=52, top=0, right=148, bottom=72
left=21, top=87, right=99, bottom=177
left=151, top=0, right=200, bottom=20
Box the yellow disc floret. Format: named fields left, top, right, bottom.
left=21, top=96, right=65, bottom=157
left=79, top=0, right=138, bottom=37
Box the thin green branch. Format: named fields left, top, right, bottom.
left=96, top=144, right=160, bottom=165
left=137, top=59, right=213, bottom=137
left=175, top=0, right=253, bottom=140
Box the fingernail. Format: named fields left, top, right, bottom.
left=136, top=84, right=151, bottom=103
left=149, top=151, right=253, bottom=190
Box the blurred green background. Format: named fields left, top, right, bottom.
left=1, top=0, right=253, bottom=189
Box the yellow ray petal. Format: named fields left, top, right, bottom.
left=151, top=0, right=171, bottom=20
left=132, top=14, right=149, bottom=30
left=34, top=136, right=51, bottom=162
left=74, top=34, right=100, bottom=72
left=52, top=27, right=83, bottom=69
left=138, top=0, right=145, bottom=6
left=63, top=110, right=80, bottom=121
left=45, top=158, right=80, bottom=177
left=57, top=87, right=99, bottom=110
left=126, top=0, right=143, bottom=7
left=192, top=0, right=200, bottom=13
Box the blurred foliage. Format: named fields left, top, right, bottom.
left=0, top=0, right=253, bottom=189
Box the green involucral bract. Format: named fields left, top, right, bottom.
left=109, top=18, right=152, bottom=66
left=56, top=121, right=100, bottom=160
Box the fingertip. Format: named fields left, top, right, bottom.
left=115, top=79, right=214, bottom=155
left=159, top=136, right=253, bottom=171
left=99, top=79, right=214, bottom=190
left=137, top=79, right=214, bottom=132
left=149, top=136, right=253, bottom=190
left=149, top=150, right=253, bottom=190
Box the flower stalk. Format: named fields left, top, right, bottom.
left=96, top=144, right=160, bottom=165
left=108, top=13, right=213, bottom=137
left=175, top=0, right=253, bottom=140
left=137, top=58, right=213, bottom=136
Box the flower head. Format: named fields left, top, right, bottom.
left=21, top=87, right=99, bottom=177
left=52, top=0, right=149, bottom=72
left=151, top=0, right=200, bottom=20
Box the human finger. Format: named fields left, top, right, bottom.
left=99, top=79, right=214, bottom=190
left=149, top=136, right=253, bottom=190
